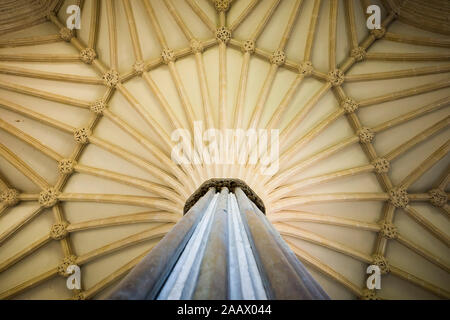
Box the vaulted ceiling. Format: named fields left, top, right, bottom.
left=0, top=0, right=449, bottom=300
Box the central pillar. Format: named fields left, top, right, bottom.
left=107, top=180, right=329, bottom=300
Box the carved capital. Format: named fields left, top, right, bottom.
left=360, top=289, right=380, bottom=300
left=72, top=292, right=86, bottom=300
left=389, top=187, right=409, bottom=208
left=372, top=254, right=390, bottom=274
left=58, top=159, right=76, bottom=175
left=372, top=158, right=390, bottom=174
left=59, top=27, right=73, bottom=42
left=371, top=27, right=386, bottom=39
left=340, top=97, right=359, bottom=114
left=50, top=221, right=69, bottom=240
left=213, top=0, right=231, bottom=12
left=216, top=27, right=231, bottom=44
left=132, top=60, right=145, bottom=75
left=80, top=48, right=96, bottom=64
left=298, top=61, right=313, bottom=76
left=241, top=39, right=255, bottom=54
left=90, top=99, right=106, bottom=115
left=190, top=39, right=204, bottom=53
left=1, top=188, right=19, bottom=207
left=57, top=255, right=78, bottom=277
left=102, top=69, right=119, bottom=87
left=327, top=69, right=344, bottom=86
left=74, top=127, right=91, bottom=144
left=379, top=220, right=398, bottom=239
left=269, top=50, right=286, bottom=66
left=39, top=187, right=59, bottom=208
left=428, top=189, right=447, bottom=208
left=351, top=47, right=366, bottom=62
left=393, top=7, right=402, bottom=18
left=357, top=127, right=374, bottom=144
left=161, top=48, right=175, bottom=64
